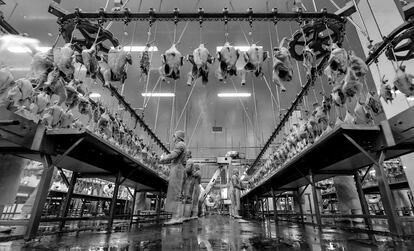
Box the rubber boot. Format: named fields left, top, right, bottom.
left=164, top=203, right=184, bottom=225
left=183, top=203, right=192, bottom=221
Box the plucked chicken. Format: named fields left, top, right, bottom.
left=240, top=44, right=268, bottom=86
left=216, top=42, right=240, bottom=82
left=159, top=44, right=183, bottom=81
left=187, top=44, right=213, bottom=86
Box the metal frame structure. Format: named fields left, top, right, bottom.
left=51, top=6, right=346, bottom=24
left=0, top=107, right=168, bottom=240
left=48, top=3, right=170, bottom=154
left=241, top=106, right=414, bottom=237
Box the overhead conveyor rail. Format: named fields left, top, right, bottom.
left=0, top=107, right=168, bottom=240
left=50, top=6, right=347, bottom=24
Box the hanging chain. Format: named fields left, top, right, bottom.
left=199, top=8, right=204, bottom=44
left=248, top=8, right=254, bottom=44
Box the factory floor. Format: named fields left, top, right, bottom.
left=2, top=215, right=414, bottom=250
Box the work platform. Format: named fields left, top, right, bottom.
left=241, top=106, right=414, bottom=237
left=0, top=107, right=168, bottom=240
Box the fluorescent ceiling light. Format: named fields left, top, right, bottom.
left=111, top=46, right=158, bottom=52
left=407, top=96, right=414, bottom=101
left=8, top=45, right=158, bottom=54
left=218, top=93, right=251, bottom=97
left=89, top=92, right=102, bottom=99
left=216, top=46, right=262, bottom=52
left=8, top=46, right=51, bottom=53
left=141, top=93, right=175, bottom=97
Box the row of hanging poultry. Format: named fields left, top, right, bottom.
left=0, top=35, right=169, bottom=179
left=246, top=40, right=414, bottom=190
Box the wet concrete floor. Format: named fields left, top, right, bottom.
left=2, top=215, right=414, bottom=250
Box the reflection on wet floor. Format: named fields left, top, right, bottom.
left=3, top=215, right=414, bottom=250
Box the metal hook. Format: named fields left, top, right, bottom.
left=272, top=8, right=278, bottom=25
left=123, top=8, right=131, bottom=25
left=173, top=8, right=179, bottom=25
left=98, top=8, right=106, bottom=25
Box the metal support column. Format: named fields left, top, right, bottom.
left=156, top=192, right=162, bottom=223
left=296, top=188, right=304, bottom=224
left=59, top=172, right=78, bottom=231
left=261, top=199, right=265, bottom=220
left=266, top=197, right=270, bottom=218
left=271, top=189, right=278, bottom=223
left=25, top=154, right=55, bottom=240
left=309, top=169, right=322, bottom=229
left=129, top=188, right=137, bottom=231
left=255, top=195, right=259, bottom=219
left=107, top=171, right=121, bottom=232
left=373, top=151, right=403, bottom=236
left=354, top=172, right=373, bottom=229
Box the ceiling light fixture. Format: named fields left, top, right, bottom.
left=218, top=93, right=251, bottom=98
left=8, top=45, right=158, bottom=54
left=111, top=46, right=158, bottom=52
left=89, top=92, right=102, bottom=99
left=141, top=93, right=175, bottom=97
left=216, top=46, right=262, bottom=52
left=7, top=46, right=51, bottom=53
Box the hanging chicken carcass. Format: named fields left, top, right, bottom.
left=140, top=44, right=152, bottom=78
left=159, top=44, right=183, bottom=81
left=29, top=92, right=50, bottom=116
left=43, top=68, right=67, bottom=105
left=380, top=75, right=394, bottom=103
left=7, top=78, right=34, bottom=109
left=108, top=46, right=132, bottom=83
left=342, top=68, right=363, bottom=99
left=216, top=42, right=240, bottom=82
left=324, top=43, right=348, bottom=85
left=354, top=100, right=372, bottom=125
left=41, top=103, right=64, bottom=128
left=348, top=51, right=368, bottom=78
left=81, top=44, right=99, bottom=79
left=53, top=43, right=75, bottom=80
left=0, top=67, right=15, bottom=105
left=393, top=65, right=414, bottom=97
left=240, top=44, right=268, bottom=86
left=59, top=110, right=74, bottom=128
left=331, top=85, right=346, bottom=106
left=303, top=45, right=316, bottom=77
left=31, top=49, right=54, bottom=88
left=272, top=38, right=293, bottom=92
left=99, top=55, right=112, bottom=87
left=187, top=44, right=213, bottom=86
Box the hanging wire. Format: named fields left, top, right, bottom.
left=168, top=80, right=177, bottom=143
left=143, top=76, right=162, bottom=108
left=188, top=112, right=203, bottom=147
left=174, top=81, right=198, bottom=131
left=351, top=0, right=372, bottom=44
left=251, top=77, right=260, bottom=144
left=288, top=23, right=309, bottom=111
left=69, top=23, right=79, bottom=44
left=52, top=33, right=61, bottom=48
left=142, top=0, right=163, bottom=109
left=230, top=79, right=262, bottom=143
left=153, top=81, right=162, bottom=132
left=366, top=0, right=383, bottom=38
left=176, top=21, right=190, bottom=45
left=228, top=0, right=251, bottom=46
